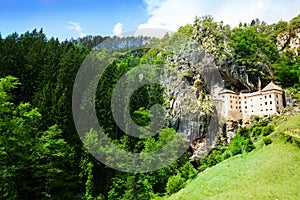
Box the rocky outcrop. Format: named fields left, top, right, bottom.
left=163, top=40, right=224, bottom=159
left=277, top=28, right=300, bottom=56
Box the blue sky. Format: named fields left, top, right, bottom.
left=0, top=0, right=148, bottom=40
left=1, top=0, right=300, bottom=40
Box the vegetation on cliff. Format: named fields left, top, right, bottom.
left=0, top=14, right=299, bottom=199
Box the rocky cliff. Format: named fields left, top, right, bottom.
left=277, top=28, right=300, bottom=56
left=162, top=17, right=300, bottom=160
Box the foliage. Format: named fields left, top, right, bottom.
left=0, top=76, right=79, bottom=199
left=252, top=127, right=263, bottom=138
left=166, top=174, right=186, bottom=195
left=180, top=162, right=198, bottom=181
left=198, top=127, right=255, bottom=174
left=1, top=14, right=300, bottom=199
left=168, top=113, right=300, bottom=199
left=263, top=137, right=273, bottom=145
left=262, top=126, right=274, bottom=136
left=167, top=136, right=300, bottom=200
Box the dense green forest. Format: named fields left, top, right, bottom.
left=0, top=15, right=300, bottom=199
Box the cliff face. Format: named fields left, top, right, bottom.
left=163, top=39, right=225, bottom=158
left=164, top=19, right=300, bottom=160
left=277, top=28, right=300, bottom=56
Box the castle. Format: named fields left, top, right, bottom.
left=213, top=82, right=285, bottom=121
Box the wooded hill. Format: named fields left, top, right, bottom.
left=0, top=14, right=299, bottom=199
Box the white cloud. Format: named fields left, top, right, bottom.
left=113, top=22, right=123, bottom=35
left=139, top=0, right=300, bottom=31
left=66, top=21, right=86, bottom=37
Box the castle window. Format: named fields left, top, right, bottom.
left=251, top=99, right=253, bottom=101
left=240, top=110, right=242, bottom=112
left=260, top=104, right=262, bottom=106
left=269, top=95, right=272, bottom=98
left=270, top=101, right=272, bottom=104
left=245, top=106, right=247, bottom=109
left=270, top=109, right=273, bottom=111
left=261, top=110, right=263, bottom=111
left=251, top=105, right=253, bottom=107
left=277, top=101, right=279, bottom=105
left=265, top=96, right=267, bottom=99
left=236, top=106, right=238, bottom=109
left=252, top=111, right=254, bottom=112
left=230, top=100, right=232, bottom=103
left=260, top=97, right=262, bottom=100
left=231, top=106, right=233, bottom=108
left=276, top=95, right=278, bottom=98
left=222, top=95, right=225, bottom=98
left=245, top=101, right=247, bottom=104
left=265, top=102, right=267, bottom=105
left=239, top=106, right=241, bottom=109
left=266, top=109, right=268, bottom=111
left=230, top=95, right=232, bottom=98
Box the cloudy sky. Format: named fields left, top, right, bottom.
left=1, top=0, right=299, bottom=40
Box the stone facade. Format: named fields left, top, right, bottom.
left=213, top=82, right=284, bottom=121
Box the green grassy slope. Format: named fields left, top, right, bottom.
left=167, top=114, right=300, bottom=200
left=276, top=114, right=300, bottom=138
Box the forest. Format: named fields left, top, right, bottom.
left=0, top=14, right=300, bottom=199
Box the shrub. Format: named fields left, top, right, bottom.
left=258, top=119, right=269, bottom=127
left=263, top=137, right=273, bottom=145
left=180, top=162, right=198, bottom=181
left=252, top=127, right=262, bottom=138
left=198, top=164, right=208, bottom=172
left=293, top=138, right=300, bottom=148
left=242, top=138, right=255, bottom=152
left=222, top=150, right=232, bottom=160
left=254, top=115, right=260, bottom=122
left=280, top=131, right=293, bottom=143
left=237, top=127, right=250, bottom=137
left=229, top=135, right=255, bottom=155
left=166, top=174, right=185, bottom=195
left=262, top=126, right=274, bottom=136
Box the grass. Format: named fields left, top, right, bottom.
left=275, top=114, right=300, bottom=138
left=166, top=114, right=300, bottom=200
left=275, top=114, right=300, bottom=132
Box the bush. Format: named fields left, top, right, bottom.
left=198, top=164, right=208, bottom=172
left=166, top=174, right=185, bottom=195
left=280, top=131, right=293, bottom=143
left=229, top=135, right=255, bottom=156
left=262, top=126, right=274, bottom=136
left=258, top=119, right=270, bottom=127
left=237, top=127, right=250, bottom=137
left=222, top=150, right=232, bottom=160
left=254, top=116, right=260, bottom=122
left=263, top=137, right=273, bottom=145
left=281, top=132, right=300, bottom=148
left=252, top=127, right=262, bottom=138
left=180, top=162, right=198, bottom=181
left=242, top=138, right=255, bottom=152
left=293, top=138, right=300, bottom=148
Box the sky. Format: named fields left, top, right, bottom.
left=0, top=0, right=300, bottom=40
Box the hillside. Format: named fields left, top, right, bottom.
left=1, top=13, right=300, bottom=199
left=167, top=114, right=300, bottom=200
